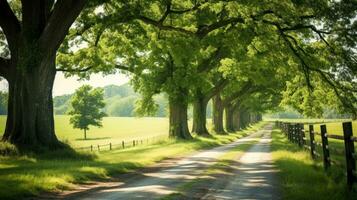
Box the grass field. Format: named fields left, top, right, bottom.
left=0, top=120, right=266, bottom=200
left=0, top=115, right=171, bottom=148
left=270, top=119, right=357, bottom=176
left=266, top=118, right=357, bottom=135
left=271, top=128, right=355, bottom=200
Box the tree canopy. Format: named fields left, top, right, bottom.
left=0, top=0, right=355, bottom=149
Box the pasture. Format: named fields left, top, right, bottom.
left=0, top=116, right=171, bottom=148
left=267, top=118, right=357, bottom=135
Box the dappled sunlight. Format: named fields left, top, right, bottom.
left=0, top=122, right=267, bottom=200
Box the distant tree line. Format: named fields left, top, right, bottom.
left=0, top=91, right=7, bottom=115
left=53, top=83, right=213, bottom=118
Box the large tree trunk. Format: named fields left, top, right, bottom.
left=192, top=95, right=210, bottom=136
left=2, top=54, right=62, bottom=149
left=239, top=109, right=249, bottom=129
left=233, top=110, right=241, bottom=131
left=212, top=95, right=225, bottom=134
left=0, top=1, right=87, bottom=150
left=225, top=105, right=235, bottom=132
left=169, top=95, right=192, bottom=139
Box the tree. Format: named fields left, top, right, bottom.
left=68, top=85, right=106, bottom=140
left=57, top=0, right=356, bottom=139
left=0, top=0, right=108, bottom=149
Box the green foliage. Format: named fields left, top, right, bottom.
left=104, top=84, right=136, bottom=98
left=53, top=94, right=72, bottom=115
left=106, top=96, right=136, bottom=116
left=280, top=75, right=352, bottom=118
left=53, top=84, right=168, bottom=117
left=0, top=91, right=7, bottom=115
left=0, top=141, right=18, bottom=156
left=55, top=0, right=356, bottom=120
left=68, top=85, right=107, bottom=134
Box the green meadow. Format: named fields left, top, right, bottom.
left=267, top=118, right=357, bottom=135
left=0, top=115, right=171, bottom=148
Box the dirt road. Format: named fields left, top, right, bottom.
left=203, top=125, right=279, bottom=200
left=53, top=125, right=276, bottom=200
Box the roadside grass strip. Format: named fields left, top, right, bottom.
left=271, top=128, right=356, bottom=200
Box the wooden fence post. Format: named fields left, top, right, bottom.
left=294, top=124, right=298, bottom=144
left=122, top=141, right=125, bottom=149
left=287, top=124, right=292, bottom=142
left=291, top=124, right=295, bottom=143
left=97, top=144, right=100, bottom=151
left=320, top=125, right=331, bottom=170
left=309, top=125, right=316, bottom=159
left=290, top=124, right=294, bottom=142
left=283, top=123, right=286, bottom=135
left=343, top=122, right=356, bottom=189
left=91, top=145, right=93, bottom=152
left=110, top=143, right=112, bottom=150
left=301, top=124, right=306, bottom=146
left=291, top=123, right=294, bottom=142
left=297, top=124, right=304, bottom=147
left=133, top=140, right=135, bottom=147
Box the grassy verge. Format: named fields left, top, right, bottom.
left=161, top=135, right=260, bottom=200
left=0, top=122, right=266, bottom=200
left=271, top=128, right=356, bottom=200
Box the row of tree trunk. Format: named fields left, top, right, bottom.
left=169, top=92, right=262, bottom=139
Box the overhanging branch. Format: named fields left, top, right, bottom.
left=39, top=0, right=86, bottom=56
left=204, top=78, right=229, bottom=102
left=0, top=0, right=21, bottom=53
left=56, top=66, right=92, bottom=72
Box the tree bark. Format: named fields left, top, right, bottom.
left=239, top=109, right=249, bottom=129
left=2, top=54, right=62, bottom=149
left=192, top=94, right=210, bottom=136
left=212, top=95, right=225, bottom=134
left=233, top=110, right=241, bottom=131
left=0, top=1, right=86, bottom=150
left=225, top=105, right=235, bottom=132
left=168, top=95, right=192, bottom=139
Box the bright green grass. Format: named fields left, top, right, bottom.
left=267, top=118, right=357, bottom=136
left=0, top=115, right=170, bottom=148
left=272, top=119, right=357, bottom=170
left=0, top=122, right=266, bottom=200
left=271, top=128, right=356, bottom=200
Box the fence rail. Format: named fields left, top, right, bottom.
left=73, top=135, right=168, bottom=152
left=276, top=121, right=356, bottom=189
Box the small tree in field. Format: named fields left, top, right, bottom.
left=68, top=85, right=106, bottom=140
